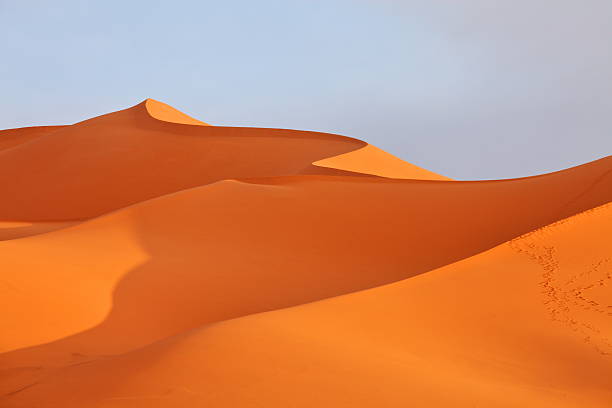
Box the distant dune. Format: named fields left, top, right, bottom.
left=1, top=100, right=610, bottom=407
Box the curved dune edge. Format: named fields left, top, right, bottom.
left=3, top=203, right=610, bottom=408
left=143, top=98, right=210, bottom=126
left=313, top=144, right=451, bottom=180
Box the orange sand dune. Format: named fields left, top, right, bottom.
left=3, top=204, right=610, bottom=408
left=1, top=156, right=610, bottom=359
left=0, top=100, right=610, bottom=407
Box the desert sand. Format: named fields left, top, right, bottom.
left=1, top=100, right=610, bottom=407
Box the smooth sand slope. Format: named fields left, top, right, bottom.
left=0, top=100, right=610, bottom=407
left=314, top=143, right=451, bottom=180
left=3, top=204, right=611, bottom=408
left=0, top=221, right=77, bottom=241
left=0, top=126, right=65, bottom=151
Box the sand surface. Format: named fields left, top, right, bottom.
left=1, top=100, right=610, bottom=407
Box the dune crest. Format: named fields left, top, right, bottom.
left=143, top=98, right=210, bottom=126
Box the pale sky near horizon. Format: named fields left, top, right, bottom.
left=1, top=0, right=611, bottom=179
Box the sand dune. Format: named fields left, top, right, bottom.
left=0, top=99, right=365, bottom=221
left=0, top=100, right=610, bottom=407
left=3, top=204, right=610, bottom=407
left=1, top=156, right=610, bottom=356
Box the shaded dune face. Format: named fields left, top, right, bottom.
left=0, top=126, right=66, bottom=151
left=0, top=99, right=366, bottom=221
left=0, top=100, right=610, bottom=407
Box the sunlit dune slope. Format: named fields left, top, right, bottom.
left=143, top=98, right=210, bottom=126
left=0, top=155, right=610, bottom=360
left=4, top=203, right=610, bottom=408
left=314, top=143, right=450, bottom=180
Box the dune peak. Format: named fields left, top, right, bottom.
left=314, top=144, right=450, bottom=180
left=143, top=98, right=210, bottom=126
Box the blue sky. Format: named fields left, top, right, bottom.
left=1, top=0, right=611, bottom=179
